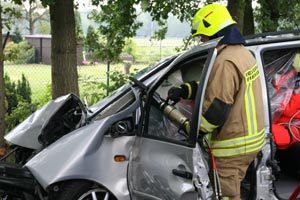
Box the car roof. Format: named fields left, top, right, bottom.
left=245, top=30, right=300, bottom=46
left=187, top=30, right=300, bottom=53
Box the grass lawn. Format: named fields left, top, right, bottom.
left=4, top=62, right=149, bottom=103
left=3, top=38, right=183, bottom=103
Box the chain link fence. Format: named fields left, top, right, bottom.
left=4, top=37, right=183, bottom=104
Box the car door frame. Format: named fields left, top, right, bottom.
left=128, top=43, right=218, bottom=200
left=247, top=40, right=300, bottom=200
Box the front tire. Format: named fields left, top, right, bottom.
left=49, top=180, right=116, bottom=200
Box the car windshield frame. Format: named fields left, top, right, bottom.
left=87, top=55, right=178, bottom=119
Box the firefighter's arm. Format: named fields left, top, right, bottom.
left=200, top=60, right=241, bottom=133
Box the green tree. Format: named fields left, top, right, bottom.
left=5, top=41, right=35, bottom=64
left=123, top=38, right=138, bottom=60
left=4, top=74, right=34, bottom=132
left=0, top=1, right=22, bottom=147
left=12, top=26, right=23, bottom=43
left=16, top=74, right=32, bottom=104
left=243, top=0, right=255, bottom=35
left=84, top=25, right=98, bottom=62
left=22, top=1, right=49, bottom=35
left=11, top=0, right=80, bottom=99
left=48, top=0, right=79, bottom=98
left=4, top=74, right=17, bottom=114
left=85, top=25, right=98, bottom=51
left=75, top=10, right=84, bottom=41
left=254, top=0, right=300, bottom=32
left=151, top=20, right=168, bottom=60
left=36, top=19, right=51, bottom=34
left=88, top=2, right=142, bottom=95
left=227, top=0, right=245, bottom=33
left=255, top=0, right=280, bottom=32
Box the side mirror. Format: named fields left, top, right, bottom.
left=110, top=118, right=134, bottom=138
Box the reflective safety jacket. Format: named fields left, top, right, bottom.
left=182, top=45, right=265, bottom=157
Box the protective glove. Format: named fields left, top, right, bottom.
left=168, top=86, right=183, bottom=103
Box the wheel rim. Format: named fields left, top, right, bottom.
left=78, top=188, right=110, bottom=200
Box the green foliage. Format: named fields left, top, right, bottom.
left=152, top=21, right=168, bottom=41
left=105, top=70, right=134, bottom=93
left=12, top=27, right=23, bottom=43
left=75, top=10, right=84, bottom=41
left=5, top=99, right=34, bottom=132
left=80, top=70, right=134, bottom=106
left=16, top=74, right=32, bottom=104
left=1, top=4, right=22, bottom=30
left=89, top=0, right=200, bottom=53
left=4, top=74, right=17, bottom=114
left=85, top=25, right=98, bottom=51
left=89, top=3, right=142, bottom=63
left=277, top=2, right=300, bottom=30
left=175, top=35, right=198, bottom=52
left=36, top=84, right=52, bottom=108
left=4, top=73, right=35, bottom=132
left=36, top=20, right=51, bottom=34
left=139, top=0, right=199, bottom=22
left=255, top=0, right=300, bottom=32
left=88, top=2, right=143, bottom=95
left=4, top=41, right=35, bottom=64
left=80, top=76, right=106, bottom=106
left=123, top=39, right=138, bottom=60
left=84, top=25, right=99, bottom=62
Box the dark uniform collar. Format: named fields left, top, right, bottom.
left=211, top=24, right=246, bottom=45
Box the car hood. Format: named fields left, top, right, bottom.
left=5, top=94, right=86, bottom=149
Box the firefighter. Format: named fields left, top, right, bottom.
left=168, top=4, right=265, bottom=200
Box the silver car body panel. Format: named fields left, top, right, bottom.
left=248, top=39, right=300, bottom=134
left=128, top=136, right=197, bottom=200
left=193, top=143, right=214, bottom=199
left=246, top=40, right=300, bottom=200
left=128, top=44, right=219, bottom=200
left=25, top=88, right=141, bottom=200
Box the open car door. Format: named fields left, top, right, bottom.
left=128, top=46, right=218, bottom=200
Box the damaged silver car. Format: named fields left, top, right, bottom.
left=1, top=31, right=300, bottom=200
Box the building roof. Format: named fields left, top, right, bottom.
left=24, top=34, right=51, bottom=38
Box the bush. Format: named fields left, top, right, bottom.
left=80, top=70, right=135, bottom=106
left=5, top=99, right=35, bottom=132
left=17, top=74, right=32, bottom=104
left=5, top=41, right=35, bottom=64
left=123, top=39, right=138, bottom=61
left=79, top=75, right=106, bottom=106
left=12, top=27, right=23, bottom=44
left=4, top=74, right=18, bottom=114
left=4, top=74, right=36, bottom=132
left=36, top=84, right=52, bottom=108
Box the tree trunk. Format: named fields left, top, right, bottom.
left=50, top=0, right=79, bottom=99
left=0, top=4, right=6, bottom=147
left=29, top=18, right=34, bottom=34
left=29, top=4, right=34, bottom=35
left=106, top=61, right=110, bottom=96
left=243, top=0, right=255, bottom=36
left=227, top=0, right=245, bottom=34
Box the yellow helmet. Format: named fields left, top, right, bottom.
left=192, top=4, right=236, bottom=37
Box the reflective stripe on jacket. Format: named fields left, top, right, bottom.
left=202, top=45, right=265, bottom=157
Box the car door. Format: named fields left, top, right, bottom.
left=128, top=46, right=218, bottom=200
left=250, top=40, right=300, bottom=200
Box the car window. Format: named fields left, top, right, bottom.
left=263, top=48, right=300, bottom=121
left=146, top=55, right=207, bottom=145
